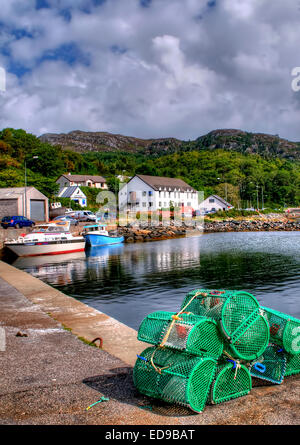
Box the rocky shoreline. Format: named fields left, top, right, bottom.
left=204, top=218, right=300, bottom=234
left=117, top=218, right=300, bottom=243
left=0, top=218, right=299, bottom=252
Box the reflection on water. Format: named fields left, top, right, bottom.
left=6, top=231, right=300, bottom=330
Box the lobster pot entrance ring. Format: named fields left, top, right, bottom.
left=181, top=289, right=270, bottom=361
left=262, top=306, right=300, bottom=355
left=133, top=347, right=216, bottom=413
left=209, top=361, right=252, bottom=405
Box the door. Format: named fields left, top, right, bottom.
left=30, top=200, right=45, bottom=221
left=0, top=199, right=18, bottom=219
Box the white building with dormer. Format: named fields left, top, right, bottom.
left=118, top=174, right=199, bottom=212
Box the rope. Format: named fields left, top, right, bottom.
left=150, top=291, right=206, bottom=373
left=160, top=291, right=204, bottom=348
left=150, top=346, right=172, bottom=374
left=223, top=351, right=241, bottom=380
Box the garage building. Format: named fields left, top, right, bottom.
left=0, top=187, right=49, bottom=222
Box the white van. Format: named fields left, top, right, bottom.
left=73, top=211, right=96, bottom=222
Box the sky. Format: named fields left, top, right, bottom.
left=0, top=0, right=300, bottom=141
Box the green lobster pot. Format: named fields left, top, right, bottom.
left=137, top=311, right=224, bottom=358
left=209, top=361, right=252, bottom=405
left=133, top=346, right=217, bottom=413
left=285, top=353, right=300, bottom=377
left=250, top=343, right=287, bottom=385
left=181, top=289, right=270, bottom=361
left=262, top=306, right=300, bottom=355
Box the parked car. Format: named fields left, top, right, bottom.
left=52, top=215, right=79, bottom=226
left=73, top=211, right=97, bottom=222
left=1, top=216, right=35, bottom=229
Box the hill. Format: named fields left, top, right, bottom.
left=39, top=129, right=300, bottom=160
left=192, top=129, right=300, bottom=161
left=0, top=127, right=299, bottom=208
left=39, top=130, right=182, bottom=155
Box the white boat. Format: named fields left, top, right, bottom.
left=4, top=221, right=85, bottom=257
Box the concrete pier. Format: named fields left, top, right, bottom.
left=0, top=260, right=299, bottom=425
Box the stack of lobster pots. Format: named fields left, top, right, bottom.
left=133, top=289, right=300, bottom=413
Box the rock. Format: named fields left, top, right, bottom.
left=125, top=237, right=134, bottom=243
left=16, top=331, right=28, bottom=337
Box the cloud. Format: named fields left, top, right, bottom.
left=0, top=0, right=299, bottom=141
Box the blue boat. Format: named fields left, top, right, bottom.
left=83, top=224, right=124, bottom=247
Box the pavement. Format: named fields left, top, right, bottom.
left=0, top=260, right=299, bottom=426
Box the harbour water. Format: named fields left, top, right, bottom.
left=4, top=231, right=300, bottom=330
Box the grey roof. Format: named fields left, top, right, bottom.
left=58, top=186, right=86, bottom=198
left=0, top=187, right=47, bottom=200
left=0, top=187, right=32, bottom=198
left=60, top=174, right=106, bottom=183
left=135, top=175, right=196, bottom=192
left=200, top=194, right=232, bottom=206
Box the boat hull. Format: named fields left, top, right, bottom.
left=84, top=234, right=124, bottom=247
left=5, top=239, right=85, bottom=257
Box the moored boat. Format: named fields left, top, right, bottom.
left=4, top=221, right=85, bottom=257
left=83, top=224, right=124, bottom=247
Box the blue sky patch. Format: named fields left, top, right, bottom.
left=39, top=43, right=91, bottom=67
left=140, top=0, right=152, bottom=7
left=59, top=8, right=72, bottom=23
left=207, top=0, right=217, bottom=8
left=110, top=45, right=127, bottom=55
left=35, top=0, right=50, bottom=10
left=7, top=60, right=31, bottom=78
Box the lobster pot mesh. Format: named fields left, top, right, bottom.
left=250, top=343, right=287, bottom=385
left=137, top=311, right=224, bottom=358
left=262, top=306, right=300, bottom=355
left=285, top=353, right=300, bottom=376
left=181, top=289, right=270, bottom=360
left=133, top=346, right=216, bottom=413
left=208, top=361, right=252, bottom=405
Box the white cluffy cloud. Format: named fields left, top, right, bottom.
left=0, top=0, right=300, bottom=141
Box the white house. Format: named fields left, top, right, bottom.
left=56, top=174, right=107, bottom=189
left=199, top=195, right=233, bottom=213
left=57, top=186, right=87, bottom=207
left=118, top=174, right=199, bottom=212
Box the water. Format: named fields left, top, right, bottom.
left=4, top=231, right=300, bottom=330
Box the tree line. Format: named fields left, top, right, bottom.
left=0, top=128, right=299, bottom=208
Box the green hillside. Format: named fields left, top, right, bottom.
left=0, top=127, right=299, bottom=209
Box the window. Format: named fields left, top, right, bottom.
left=142, top=191, right=147, bottom=196
left=209, top=198, right=215, bottom=203
left=159, top=202, right=162, bottom=207
left=149, top=191, right=153, bottom=196
left=149, top=202, right=153, bottom=207
left=142, top=202, right=147, bottom=207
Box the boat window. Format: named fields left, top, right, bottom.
left=32, top=226, right=47, bottom=232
